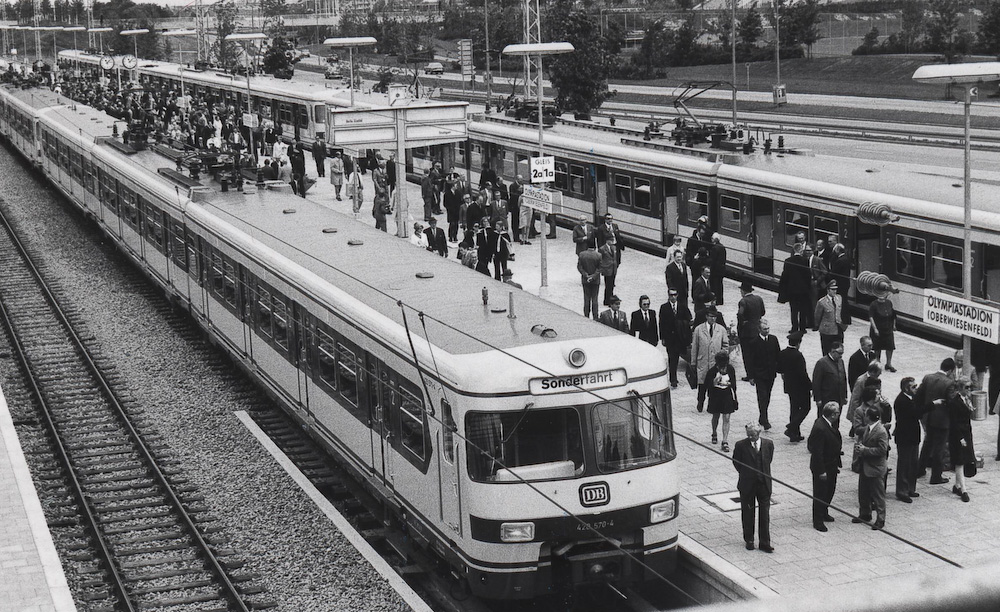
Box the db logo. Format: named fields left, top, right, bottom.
left=579, top=482, right=610, bottom=508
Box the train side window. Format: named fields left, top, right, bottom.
left=256, top=286, right=273, bottom=338
left=554, top=161, right=568, bottom=191
left=931, top=242, right=963, bottom=290
left=719, top=195, right=741, bottom=233
left=223, top=261, right=238, bottom=308
left=569, top=164, right=586, bottom=195
left=441, top=399, right=456, bottom=464
left=814, top=216, right=839, bottom=245
left=271, top=295, right=289, bottom=350
left=634, top=178, right=651, bottom=211
left=169, top=218, right=187, bottom=271
left=337, top=343, right=359, bottom=407
left=896, top=234, right=926, bottom=280
left=687, top=188, right=709, bottom=222
left=398, top=380, right=426, bottom=460
left=784, top=210, right=809, bottom=246
left=515, top=154, right=529, bottom=179
left=210, top=252, right=226, bottom=297
left=614, top=173, right=632, bottom=207
left=469, top=142, right=482, bottom=171
left=315, top=327, right=338, bottom=390
left=186, top=234, right=201, bottom=282
left=144, top=201, right=165, bottom=253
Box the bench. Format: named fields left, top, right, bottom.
left=157, top=167, right=202, bottom=189
left=104, top=138, right=137, bottom=155
left=153, top=143, right=187, bottom=162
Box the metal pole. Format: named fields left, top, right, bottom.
left=349, top=47, right=355, bottom=106
left=537, top=51, right=547, bottom=289
left=484, top=0, right=492, bottom=108
left=731, top=0, right=737, bottom=125
left=775, top=1, right=781, bottom=85
left=963, top=85, right=972, bottom=365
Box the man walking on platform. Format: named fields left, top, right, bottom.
left=813, top=342, right=848, bottom=415
left=814, top=281, right=845, bottom=355
left=893, top=377, right=924, bottom=502
left=915, top=358, right=956, bottom=485
left=748, top=320, right=780, bottom=431
left=853, top=406, right=889, bottom=530
left=659, top=289, right=691, bottom=389
left=737, top=280, right=765, bottom=379
left=630, top=295, right=659, bottom=346
left=733, top=423, right=774, bottom=552
left=777, top=331, right=811, bottom=442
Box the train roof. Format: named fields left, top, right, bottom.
left=200, top=193, right=626, bottom=356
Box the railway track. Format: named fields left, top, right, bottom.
left=0, top=208, right=270, bottom=612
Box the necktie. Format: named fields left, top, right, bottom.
left=753, top=440, right=759, bottom=453
left=644, top=311, right=649, bottom=324
left=709, top=325, right=713, bottom=338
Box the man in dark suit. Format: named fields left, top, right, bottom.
left=629, top=295, right=659, bottom=346
left=423, top=218, right=448, bottom=257
left=893, top=377, right=924, bottom=502
left=853, top=406, right=889, bottom=530
left=709, top=233, right=727, bottom=305
left=595, top=212, right=623, bottom=250
left=474, top=221, right=497, bottom=276
left=733, top=423, right=774, bottom=552
left=777, top=331, right=811, bottom=442
left=808, top=402, right=843, bottom=531
left=812, top=342, right=848, bottom=414
left=915, top=358, right=957, bottom=484
left=737, top=280, right=766, bottom=379
left=848, top=336, right=875, bottom=389
left=598, top=295, right=630, bottom=333
left=803, top=243, right=827, bottom=327
left=777, top=243, right=811, bottom=333
left=659, top=289, right=692, bottom=389
left=748, top=319, right=781, bottom=431
left=665, top=251, right=690, bottom=310
left=572, top=214, right=595, bottom=255
left=692, top=266, right=712, bottom=312
left=830, top=243, right=852, bottom=325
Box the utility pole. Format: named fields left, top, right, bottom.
left=484, top=0, right=491, bottom=108
left=731, top=0, right=737, bottom=126
left=522, top=0, right=540, bottom=100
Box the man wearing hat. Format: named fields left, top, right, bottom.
left=692, top=306, right=729, bottom=412
left=814, top=280, right=845, bottom=355
left=598, top=295, right=630, bottom=333
left=777, top=330, right=811, bottom=442
left=737, top=280, right=766, bottom=379
left=573, top=214, right=595, bottom=255
left=424, top=217, right=448, bottom=257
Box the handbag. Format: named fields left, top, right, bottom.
left=685, top=366, right=698, bottom=390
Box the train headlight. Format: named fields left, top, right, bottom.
left=566, top=347, right=587, bottom=368
left=500, top=522, right=535, bottom=543
left=649, top=499, right=677, bottom=524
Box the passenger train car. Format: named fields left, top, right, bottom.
left=453, top=115, right=1000, bottom=340
left=0, top=85, right=680, bottom=599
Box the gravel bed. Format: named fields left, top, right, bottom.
left=0, top=146, right=412, bottom=610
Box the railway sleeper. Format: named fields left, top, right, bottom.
left=86, top=479, right=158, bottom=493
left=76, top=462, right=146, bottom=477
left=236, top=583, right=266, bottom=596
left=103, top=519, right=179, bottom=535
left=119, top=552, right=201, bottom=569
left=93, top=498, right=170, bottom=513
left=130, top=579, right=216, bottom=596
left=125, top=566, right=211, bottom=582
left=79, top=588, right=112, bottom=601
left=98, top=508, right=175, bottom=524
left=81, top=470, right=151, bottom=485
left=71, top=446, right=135, bottom=459
left=67, top=438, right=139, bottom=451
left=138, top=592, right=228, bottom=609
left=86, top=488, right=161, bottom=502
left=112, top=529, right=186, bottom=545
left=248, top=598, right=279, bottom=610
left=115, top=542, right=195, bottom=557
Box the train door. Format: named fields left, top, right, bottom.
left=594, top=165, right=608, bottom=219
left=365, top=356, right=394, bottom=491
left=437, top=398, right=462, bottom=536
left=751, top=196, right=774, bottom=276
left=855, top=220, right=881, bottom=306
left=982, top=244, right=1000, bottom=302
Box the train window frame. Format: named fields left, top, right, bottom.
left=592, top=392, right=674, bottom=474
left=143, top=200, right=166, bottom=254
left=396, top=379, right=427, bottom=461
left=719, top=194, right=741, bottom=233
left=895, top=233, right=926, bottom=281
left=255, top=285, right=274, bottom=339
left=271, top=294, right=290, bottom=351
left=336, top=342, right=360, bottom=408
left=314, top=325, right=338, bottom=392
left=931, top=241, right=963, bottom=290
left=814, top=216, right=840, bottom=245
left=569, top=164, right=586, bottom=196
left=687, top=188, right=709, bottom=223
left=554, top=160, right=568, bottom=191
left=441, top=398, right=456, bottom=464
left=634, top=177, right=652, bottom=212
left=169, top=218, right=188, bottom=271
left=613, top=173, right=632, bottom=208
left=465, top=407, right=585, bottom=483
left=784, top=210, right=810, bottom=247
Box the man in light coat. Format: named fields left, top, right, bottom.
left=853, top=406, right=889, bottom=530
left=814, top=281, right=845, bottom=355
left=692, top=307, right=729, bottom=412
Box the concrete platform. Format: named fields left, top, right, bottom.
left=297, top=162, right=1000, bottom=599
left=0, top=388, right=77, bottom=612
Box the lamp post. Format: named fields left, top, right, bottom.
left=731, top=0, right=738, bottom=125
left=163, top=29, right=196, bottom=102
left=64, top=25, right=85, bottom=73
left=88, top=26, right=112, bottom=54
left=502, top=41, right=574, bottom=292
left=44, top=26, right=64, bottom=72
left=323, top=36, right=376, bottom=108
left=225, top=32, right=267, bottom=163
left=913, top=62, right=1000, bottom=362
left=121, top=28, right=149, bottom=83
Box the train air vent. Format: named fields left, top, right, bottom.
left=348, top=239, right=364, bottom=246
left=283, top=208, right=296, bottom=214
left=416, top=272, right=434, bottom=279
left=531, top=325, right=557, bottom=339
left=322, top=227, right=338, bottom=233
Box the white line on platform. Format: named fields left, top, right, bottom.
left=234, top=410, right=434, bottom=612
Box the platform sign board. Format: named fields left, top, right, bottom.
left=458, top=39, right=473, bottom=78
left=923, top=289, right=1000, bottom=344
left=772, top=83, right=787, bottom=106
left=530, top=156, right=555, bottom=184
left=521, top=185, right=560, bottom=214
left=242, top=112, right=258, bottom=128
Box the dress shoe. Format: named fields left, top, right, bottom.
left=929, top=477, right=950, bottom=485
left=872, top=521, right=885, bottom=531
left=789, top=435, right=804, bottom=443
left=961, top=492, right=970, bottom=502
left=522, top=240, right=532, bottom=245
left=952, top=485, right=960, bottom=495
left=823, top=516, right=835, bottom=522
left=546, top=233, right=556, bottom=239
left=670, top=382, right=678, bottom=389
left=895, top=494, right=912, bottom=503
left=909, top=492, right=920, bottom=498
left=852, top=516, right=872, bottom=524
left=884, top=365, right=896, bottom=372
left=741, top=376, right=752, bottom=382
left=814, top=523, right=828, bottom=532
left=745, top=541, right=754, bottom=550
left=759, top=544, right=774, bottom=553
left=698, top=404, right=705, bottom=413
left=760, top=421, right=772, bottom=431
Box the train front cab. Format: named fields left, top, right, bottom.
left=455, top=368, right=679, bottom=599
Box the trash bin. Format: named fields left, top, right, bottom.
left=971, top=390, right=988, bottom=421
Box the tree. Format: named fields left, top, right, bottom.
left=926, top=0, right=963, bottom=62
left=669, top=14, right=699, bottom=66
left=212, top=0, right=240, bottom=69
left=262, top=36, right=294, bottom=74
left=786, top=0, right=822, bottom=58
left=853, top=26, right=880, bottom=55
left=636, top=20, right=673, bottom=78
left=979, top=0, right=1000, bottom=57
left=738, top=3, right=765, bottom=51
left=900, top=2, right=925, bottom=53
left=544, top=0, right=620, bottom=117
left=71, top=0, right=84, bottom=24
left=261, top=0, right=287, bottom=38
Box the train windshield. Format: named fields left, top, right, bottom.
left=466, top=407, right=585, bottom=483
left=592, top=392, right=674, bottom=473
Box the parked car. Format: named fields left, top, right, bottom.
left=273, top=67, right=294, bottom=80
left=424, top=61, right=444, bottom=75
left=297, top=48, right=311, bottom=58
left=324, top=65, right=343, bottom=80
